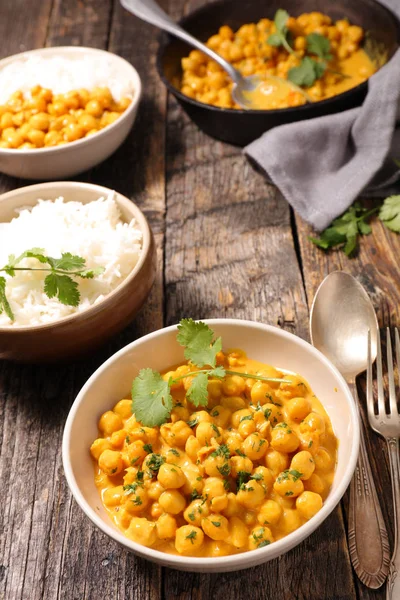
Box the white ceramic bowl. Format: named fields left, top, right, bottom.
left=62, top=319, right=360, bottom=572
left=0, top=46, right=142, bottom=179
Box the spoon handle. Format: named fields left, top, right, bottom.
left=347, top=381, right=390, bottom=588
left=120, top=0, right=242, bottom=84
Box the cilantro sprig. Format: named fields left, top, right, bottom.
left=288, top=33, right=334, bottom=88
left=131, top=319, right=290, bottom=427
left=310, top=196, right=400, bottom=257
left=0, top=248, right=104, bottom=321
left=267, top=9, right=295, bottom=56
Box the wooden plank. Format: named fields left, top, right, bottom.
left=0, top=1, right=167, bottom=599
left=296, top=209, right=400, bottom=600
left=162, top=3, right=356, bottom=598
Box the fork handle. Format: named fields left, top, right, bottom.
left=386, top=437, right=400, bottom=600
left=348, top=382, right=390, bottom=588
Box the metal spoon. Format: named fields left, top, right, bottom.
left=120, top=0, right=310, bottom=109
left=310, top=271, right=390, bottom=589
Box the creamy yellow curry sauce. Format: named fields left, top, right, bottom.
left=179, top=12, right=377, bottom=110
left=90, top=349, right=338, bottom=557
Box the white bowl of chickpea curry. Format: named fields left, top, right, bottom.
left=63, top=319, right=359, bottom=572
left=0, top=46, right=141, bottom=179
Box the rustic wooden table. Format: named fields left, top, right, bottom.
left=1, top=1, right=399, bottom=599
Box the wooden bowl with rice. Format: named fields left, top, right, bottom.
left=0, top=181, right=156, bottom=362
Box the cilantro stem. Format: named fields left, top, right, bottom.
left=0, top=267, right=91, bottom=277
left=225, top=370, right=289, bottom=383
left=171, top=369, right=289, bottom=384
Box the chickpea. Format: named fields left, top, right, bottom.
left=99, top=410, right=123, bottom=435
left=250, top=381, right=275, bottom=405
left=85, top=99, right=103, bottom=117
left=29, top=112, right=50, bottom=131
left=237, top=481, right=265, bottom=509
left=202, top=514, right=229, bottom=540
left=196, top=421, right=222, bottom=446
left=313, top=447, right=333, bottom=472
left=113, top=399, right=133, bottom=419
left=210, top=493, right=228, bottom=512
left=270, top=423, right=300, bottom=453
left=156, top=513, right=177, bottom=539
left=208, top=379, right=223, bottom=400
left=127, top=517, right=157, bottom=547
left=98, top=449, right=124, bottom=476
left=248, top=526, right=274, bottom=550
left=304, top=473, right=325, bottom=495
left=230, top=455, right=253, bottom=478
left=231, top=408, right=252, bottom=429
left=252, top=466, right=274, bottom=492
left=210, top=405, right=231, bottom=429
left=300, top=412, right=326, bottom=436
left=51, top=100, right=68, bottom=116
left=229, top=516, right=248, bottom=548
left=78, top=113, right=98, bottom=132
left=159, top=489, right=186, bottom=514
left=4, top=130, right=23, bottom=148
left=148, top=481, right=165, bottom=500
left=63, top=122, right=85, bottom=142
left=175, top=525, right=204, bottom=554
left=203, top=477, right=225, bottom=499
left=203, top=452, right=231, bottom=478
left=26, top=129, right=45, bottom=147
left=290, top=451, right=315, bottom=480
left=286, top=396, right=311, bottom=421
left=222, top=492, right=240, bottom=517
left=279, top=508, right=302, bottom=535
left=221, top=395, right=246, bottom=411
left=184, top=499, right=210, bottom=526
left=1, top=111, right=14, bottom=129
left=157, top=463, right=186, bottom=489
left=242, top=433, right=268, bottom=460
left=103, top=485, right=124, bottom=507
left=273, top=470, right=304, bottom=498
left=296, top=491, right=323, bottom=520
left=44, top=131, right=62, bottom=146
left=222, top=375, right=246, bottom=396
left=263, top=403, right=282, bottom=425
left=257, top=499, right=282, bottom=526
left=265, top=448, right=289, bottom=476
left=90, top=438, right=113, bottom=460
left=185, top=434, right=201, bottom=462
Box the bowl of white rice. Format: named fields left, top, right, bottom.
left=0, top=46, right=141, bottom=180
left=0, top=181, right=156, bottom=362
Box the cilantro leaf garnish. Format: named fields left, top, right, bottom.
left=130, top=320, right=291, bottom=427
left=0, top=248, right=105, bottom=321
left=44, top=273, right=80, bottom=306
left=0, top=277, right=13, bottom=321
left=186, top=371, right=209, bottom=407
left=288, top=56, right=326, bottom=88
left=267, top=9, right=295, bottom=55
left=186, top=530, right=197, bottom=544
left=131, top=369, right=173, bottom=427
left=177, top=318, right=222, bottom=367
left=379, top=195, right=400, bottom=232
left=306, top=33, right=332, bottom=61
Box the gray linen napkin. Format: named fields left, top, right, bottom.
left=245, top=0, right=400, bottom=231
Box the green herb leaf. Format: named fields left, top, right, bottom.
left=379, top=195, right=400, bottom=232
left=0, top=276, right=14, bottom=320
left=79, top=266, right=105, bottom=279
left=306, top=33, right=332, bottom=60
left=288, top=56, right=325, bottom=87
left=47, top=252, right=86, bottom=271
left=44, top=273, right=80, bottom=306
left=131, top=368, right=173, bottom=426
left=143, top=443, right=153, bottom=453
left=186, top=371, right=209, bottom=407
left=267, top=9, right=294, bottom=55
left=177, top=318, right=222, bottom=367
left=309, top=202, right=378, bottom=256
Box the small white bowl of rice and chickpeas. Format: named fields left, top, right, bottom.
left=0, top=46, right=142, bottom=179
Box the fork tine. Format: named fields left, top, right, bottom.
left=386, top=328, right=397, bottom=415
left=376, top=327, right=386, bottom=415
left=396, top=328, right=400, bottom=379
left=366, top=328, right=376, bottom=424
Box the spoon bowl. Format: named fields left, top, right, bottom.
left=310, top=271, right=378, bottom=380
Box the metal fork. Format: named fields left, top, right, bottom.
left=367, top=328, right=400, bottom=599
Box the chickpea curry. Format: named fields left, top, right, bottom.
left=0, top=85, right=132, bottom=149
left=180, top=10, right=377, bottom=110
left=90, top=320, right=338, bottom=557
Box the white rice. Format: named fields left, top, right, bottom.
left=0, top=55, right=134, bottom=104
left=0, top=195, right=143, bottom=327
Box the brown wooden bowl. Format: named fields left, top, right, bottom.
left=0, top=182, right=157, bottom=363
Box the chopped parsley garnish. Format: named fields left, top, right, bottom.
left=217, top=463, right=231, bottom=477
left=146, top=453, right=165, bottom=474
left=211, top=444, right=230, bottom=459
left=308, top=440, right=313, bottom=448
left=240, top=415, right=253, bottom=423
left=211, top=521, right=221, bottom=527
left=186, top=530, right=197, bottom=544
left=143, top=443, right=153, bottom=453
left=190, top=489, right=202, bottom=501
left=258, top=540, right=271, bottom=548
left=250, top=473, right=263, bottom=481
left=236, top=449, right=246, bottom=457
left=168, top=448, right=180, bottom=456
left=187, top=418, right=199, bottom=428
left=277, top=469, right=303, bottom=483
left=188, top=511, right=196, bottom=521
left=237, top=471, right=251, bottom=490
left=285, top=491, right=294, bottom=496
left=133, top=495, right=142, bottom=505
left=264, top=408, right=272, bottom=420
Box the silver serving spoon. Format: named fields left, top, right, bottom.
left=311, top=271, right=390, bottom=589
left=120, top=0, right=310, bottom=109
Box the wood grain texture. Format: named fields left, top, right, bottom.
left=296, top=209, right=400, bottom=600
left=0, top=0, right=166, bottom=599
